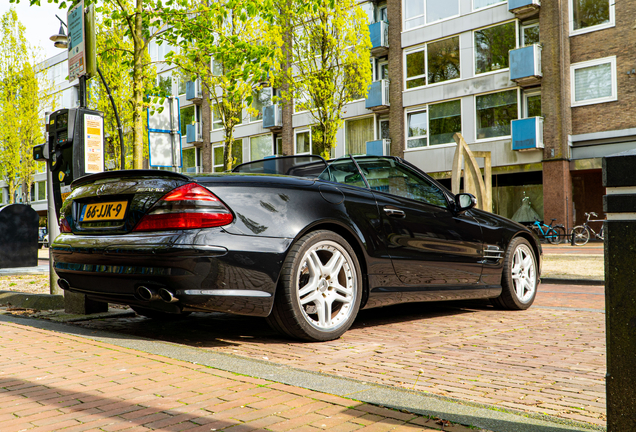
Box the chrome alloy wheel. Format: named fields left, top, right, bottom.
left=511, top=243, right=537, bottom=303
left=295, top=240, right=357, bottom=331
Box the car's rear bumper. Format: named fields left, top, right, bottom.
left=51, top=229, right=292, bottom=317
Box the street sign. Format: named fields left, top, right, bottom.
left=84, top=113, right=103, bottom=173
left=67, top=0, right=86, bottom=82
left=147, top=97, right=182, bottom=168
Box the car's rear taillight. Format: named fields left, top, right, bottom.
left=133, top=183, right=233, bottom=232
left=60, top=217, right=72, bottom=233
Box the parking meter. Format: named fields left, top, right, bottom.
left=33, top=107, right=104, bottom=217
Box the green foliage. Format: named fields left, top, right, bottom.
left=272, top=0, right=372, bottom=159
left=0, top=9, right=52, bottom=203
left=159, top=0, right=275, bottom=171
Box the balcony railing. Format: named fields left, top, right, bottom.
left=365, top=139, right=391, bottom=156
left=369, top=21, right=389, bottom=57
left=263, top=104, right=282, bottom=129
left=511, top=117, right=544, bottom=151
left=186, top=79, right=202, bottom=103
left=186, top=122, right=202, bottom=144
left=509, top=44, right=542, bottom=87
left=365, top=79, right=390, bottom=111
left=509, top=0, right=540, bottom=15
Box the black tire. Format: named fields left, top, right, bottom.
left=546, top=228, right=560, bottom=244
left=571, top=226, right=590, bottom=246
left=130, top=305, right=191, bottom=320
left=266, top=230, right=362, bottom=341
left=552, top=226, right=566, bottom=245
left=491, top=237, right=538, bottom=310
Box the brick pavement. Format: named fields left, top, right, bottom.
left=0, top=320, right=474, bottom=432
left=65, top=288, right=607, bottom=428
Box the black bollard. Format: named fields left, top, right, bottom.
left=0, top=204, right=39, bottom=269
left=603, top=150, right=636, bottom=432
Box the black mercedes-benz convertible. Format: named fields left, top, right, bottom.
left=52, top=155, right=541, bottom=341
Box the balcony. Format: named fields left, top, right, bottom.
left=508, top=0, right=540, bottom=16
left=263, top=104, right=282, bottom=130
left=186, top=122, right=202, bottom=144
left=511, top=117, right=544, bottom=151
left=509, top=44, right=542, bottom=87
left=368, top=21, right=388, bottom=57
left=365, top=139, right=391, bottom=156
left=365, top=79, right=390, bottom=111
left=186, top=79, right=202, bottom=103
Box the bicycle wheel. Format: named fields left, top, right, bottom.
left=551, top=226, right=566, bottom=245
left=571, top=226, right=590, bottom=246
left=546, top=228, right=560, bottom=244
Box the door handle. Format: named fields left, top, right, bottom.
left=384, top=206, right=405, bottom=218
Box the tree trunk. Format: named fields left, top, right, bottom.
left=132, top=0, right=145, bottom=169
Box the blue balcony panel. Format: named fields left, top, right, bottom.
left=263, top=104, right=282, bottom=129
left=509, top=44, right=542, bottom=86
left=365, top=80, right=389, bottom=111
left=186, top=80, right=202, bottom=102
left=186, top=123, right=201, bottom=144
left=366, top=139, right=390, bottom=156
left=368, top=21, right=388, bottom=56
left=509, top=0, right=540, bottom=14
left=512, top=117, right=544, bottom=151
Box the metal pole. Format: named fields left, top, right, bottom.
left=96, top=66, right=125, bottom=170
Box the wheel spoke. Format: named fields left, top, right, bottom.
left=317, top=299, right=333, bottom=327
left=323, top=250, right=345, bottom=278
left=298, top=277, right=319, bottom=298
left=299, top=290, right=321, bottom=306
left=307, top=250, right=323, bottom=277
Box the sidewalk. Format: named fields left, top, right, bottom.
left=0, top=315, right=591, bottom=432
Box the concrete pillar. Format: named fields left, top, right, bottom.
left=602, top=150, right=636, bottom=432
left=64, top=292, right=108, bottom=315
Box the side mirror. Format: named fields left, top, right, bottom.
left=455, top=193, right=476, bottom=212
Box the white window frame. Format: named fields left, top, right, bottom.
left=250, top=87, right=273, bottom=123
left=473, top=20, right=519, bottom=77
left=569, top=0, right=615, bottom=36
left=294, top=129, right=312, bottom=155
left=212, top=143, right=224, bottom=172
left=570, top=56, right=617, bottom=107
left=474, top=88, right=521, bottom=142
left=523, top=89, right=541, bottom=118
left=403, top=35, right=462, bottom=91
left=404, top=98, right=463, bottom=151
left=344, top=115, right=376, bottom=155
left=403, top=0, right=460, bottom=31
left=472, top=0, right=506, bottom=12
left=250, top=134, right=274, bottom=161
left=521, top=21, right=540, bottom=47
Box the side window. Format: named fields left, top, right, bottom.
left=358, top=159, right=448, bottom=208
left=319, top=160, right=366, bottom=188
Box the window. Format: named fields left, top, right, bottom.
left=474, top=22, right=516, bottom=75
left=345, top=117, right=374, bottom=155
left=475, top=89, right=518, bottom=139
left=180, top=105, right=195, bottom=136
left=405, top=36, right=460, bottom=90
left=570, top=56, right=617, bottom=106
left=182, top=148, right=197, bottom=173
left=251, top=135, right=272, bottom=160
left=404, top=0, right=459, bottom=30
left=429, top=100, right=461, bottom=145
left=360, top=1, right=375, bottom=23
left=250, top=87, right=272, bottom=122
left=37, top=181, right=46, bottom=201
left=522, top=23, right=540, bottom=46
left=157, top=74, right=172, bottom=97
left=213, top=141, right=243, bottom=172
left=473, top=0, right=505, bottom=10
left=525, top=92, right=541, bottom=117
left=570, top=0, right=613, bottom=34
left=176, top=77, right=186, bottom=96
left=295, top=130, right=312, bottom=154
left=407, top=110, right=427, bottom=149
left=211, top=104, right=223, bottom=130
left=427, top=36, right=460, bottom=84
left=356, top=158, right=448, bottom=207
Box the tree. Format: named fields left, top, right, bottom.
left=272, top=0, right=372, bottom=158
left=14, top=0, right=166, bottom=169
left=0, top=9, right=51, bottom=204
left=160, top=0, right=274, bottom=171
left=89, top=1, right=156, bottom=170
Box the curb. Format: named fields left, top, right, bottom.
left=0, top=291, right=64, bottom=310
left=541, top=278, right=604, bottom=286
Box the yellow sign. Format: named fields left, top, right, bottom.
left=58, top=171, right=65, bottom=182
left=84, top=114, right=104, bottom=173
left=81, top=201, right=128, bottom=222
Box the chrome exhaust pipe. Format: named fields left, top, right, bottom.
left=57, top=279, right=70, bottom=290
left=158, top=288, right=179, bottom=303
left=136, top=286, right=160, bottom=302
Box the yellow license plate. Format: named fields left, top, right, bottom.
left=81, top=201, right=128, bottom=222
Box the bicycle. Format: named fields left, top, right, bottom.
left=530, top=218, right=566, bottom=245
left=571, top=212, right=605, bottom=246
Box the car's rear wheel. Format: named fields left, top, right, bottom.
left=267, top=230, right=362, bottom=341
left=130, top=305, right=191, bottom=320
left=491, top=237, right=537, bottom=310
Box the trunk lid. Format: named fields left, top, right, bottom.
left=62, top=170, right=191, bottom=235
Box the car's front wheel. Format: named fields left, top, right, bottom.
left=267, top=230, right=362, bottom=341
left=491, top=237, right=538, bottom=310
